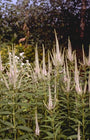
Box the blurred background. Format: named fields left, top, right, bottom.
left=0, top=0, right=90, bottom=58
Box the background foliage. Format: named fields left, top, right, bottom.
left=0, top=0, right=90, bottom=53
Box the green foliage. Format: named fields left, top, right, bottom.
left=0, top=42, right=90, bottom=139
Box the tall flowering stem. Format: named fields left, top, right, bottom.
left=51, top=30, right=64, bottom=67
left=63, top=59, right=71, bottom=93
left=77, top=123, right=81, bottom=140
left=74, top=54, right=82, bottom=95
left=67, top=37, right=74, bottom=62
left=82, top=45, right=90, bottom=66
left=66, top=59, right=71, bottom=92
left=42, top=45, right=47, bottom=77
left=86, top=45, right=90, bottom=66
left=35, top=45, right=41, bottom=79
left=88, top=72, right=90, bottom=108
left=35, top=109, right=40, bottom=136
left=0, top=52, right=3, bottom=71
left=7, top=49, right=18, bottom=88
left=44, top=84, right=56, bottom=111
left=48, top=51, right=52, bottom=81
left=82, top=45, right=86, bottom=65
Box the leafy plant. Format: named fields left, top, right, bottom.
left=0, top=36, right=90, bottom=139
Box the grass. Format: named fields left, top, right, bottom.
left=0, top=35, right=90, bottom=140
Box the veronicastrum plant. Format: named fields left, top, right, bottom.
left=0, top=33, right=90, bottom=139
left=0, top=48, right=35, bottom=140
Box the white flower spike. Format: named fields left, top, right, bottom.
left=35, top=110, right=40, bottom=136
left=77, top=123, right=81, bottom=140
left=67, top=37, right=74, bottom=62
left=44, top=84, right=56, bottom=110
left=74, top=54, right=82, bottom=95
left=42, top=45, right=47, bottom=77
left=35, top=45, right=41, bottom=78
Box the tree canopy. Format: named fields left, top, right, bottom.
left=0, top=0, right=90, bottom=52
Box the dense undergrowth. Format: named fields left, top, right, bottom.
left=0, top=33, right=90, bottom=140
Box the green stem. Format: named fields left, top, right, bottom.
left=50, top=111, right=56, bottom=140
left=67, top=92, right=70, bottom=116
left=89, top=92, right=90, bottom=109
left=51, top=114, right=55, bottom=140
left=82, top=97, right=85, bottom=140
left=55, top=66, right=59, bottom=100
left=43, top=81, right=47, bottom=126
left=12, top=91, right=16, bottom=140
left=67, top=92, right=70, bottom=127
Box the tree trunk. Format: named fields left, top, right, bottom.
left=80, top=0, right=86, bottom=39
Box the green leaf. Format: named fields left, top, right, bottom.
left=60, top=134, right=67, bottom=139
left=43, top=134, right=54, bottom=140
left=17, top=103, right=29, bottom=107
left=67, top=135, right=77, bottom=139
left=68, top=117, right=81, bottom=124
left=0, top=127, right=11, bottom=132
left=0, top=111, right=11, bottom=115
left=44, top=131, right=54, bottom=137
left=17, top=134, right=29, bottom=140
left=17, top=125, right=32, bottom=132
left=16, top=108, right=25, bottom=114
left=55, top=125, right=61, bottom=136
left=0, top=119, right=13, bottom=127
left=41, top=125, right=53, bottom=129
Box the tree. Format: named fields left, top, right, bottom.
left=80, top=0, right=86, bottom=39
left=0, top=0, right=90, bottom=53
left=0, top=0, right=21, bottom=43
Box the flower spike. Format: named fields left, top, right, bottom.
left=44, top=84, right=57, bottom=110
left=35, top=110, right=40, bottom=136
left=74, top=54, right=82, bottom=95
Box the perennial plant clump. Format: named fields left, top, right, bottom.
left=0, top=36, right=90, bottom=140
